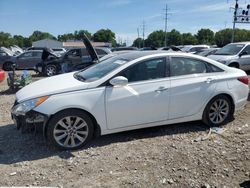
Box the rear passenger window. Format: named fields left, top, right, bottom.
left=171, top=57, right=208, bottom=76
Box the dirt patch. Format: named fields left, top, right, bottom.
left=0, top=71, right=249, bottom=187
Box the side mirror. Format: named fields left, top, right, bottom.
left=109, top=76, right=128, bottom=87
left=239, top=51, right=248, bottom=57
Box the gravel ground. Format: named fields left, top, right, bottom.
left=0, top=71, right=250, bottom=188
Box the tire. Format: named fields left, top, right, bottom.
left=3, top=62, right=13, bottom=71
left=46, top=109, right=94, bottom=150
left=203, top=95, right=234, bottom=127
left=45, top=64, right=57, bottom=76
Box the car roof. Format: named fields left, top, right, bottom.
left=114, top=51, right=184, bottom=61
left=24, top=50, right=43, bottom=52
left=230, top=42, right=250, bottom=45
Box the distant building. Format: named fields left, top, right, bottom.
left=32, top=39, right=63, bottom=48
left=32, top=39, right=112, bottom=49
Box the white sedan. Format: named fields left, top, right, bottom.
left=12, top=51, right=249, bottom=150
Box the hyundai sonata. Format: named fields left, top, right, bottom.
left=11, top=49, right=249, bottom=150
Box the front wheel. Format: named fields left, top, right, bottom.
left=47, top=110, right=94, bottom=150
left=45, top=64, right=57, bottom=76
left=3, top=62, right=13, bottom=71
left=203, top=95, right=234, bottom=127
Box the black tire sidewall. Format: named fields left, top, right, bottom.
left=46, top=110, right=94, bottom=150
left=203, top=95, right=233, bottom=127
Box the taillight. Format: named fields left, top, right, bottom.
left=238, top=76, right=249, bottom=85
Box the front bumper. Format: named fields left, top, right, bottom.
left=11, top=109, right=48, bottom=133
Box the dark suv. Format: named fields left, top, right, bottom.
left=36, top=47, right=111, bottom=76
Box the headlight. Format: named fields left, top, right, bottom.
left=12, top=96, right=48, bottom=116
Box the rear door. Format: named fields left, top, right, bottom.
left=169, top=56, right=218, bottom=119
left=105, top=57, right=171, bottom=129
left=238, top=45, right=250, bottom=70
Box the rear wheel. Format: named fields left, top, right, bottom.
left=45, top=64, right=57, bottom=76
left=3, top=62, right=13, bottom=71
left=203, top=95, right=234, bottom=127
left=47, top=110, right=94, bottom=150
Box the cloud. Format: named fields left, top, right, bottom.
left=192, top=2, right=229, bottom=13
left=106, top=0, right=132, bottom=7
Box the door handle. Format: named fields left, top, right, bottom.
left=155, top=86, right=168, bottom=92
left=205, top=78, right=214, bottom=84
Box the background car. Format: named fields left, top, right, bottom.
left=1, top=50, right=44, bottom=71
left=195, top=48, right=220, bottom=57
left=36, top=47, right=111, bottom=76
left=52, top=48, right=67, bottom=56
left=208, top=42, right=250, bottom=70
left=182, top=45, right=210, bottom=54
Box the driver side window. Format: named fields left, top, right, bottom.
left=119, top=58, right=168, bottom=83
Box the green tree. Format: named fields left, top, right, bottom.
left=74, top=30, right=92, bottom=40
left=182, top=33, right=198, bottom=45
left=145, top=30, right=165, bottom=47
left=93, top=29, right=117, bottom=47
left=196, top=28, right=214, bottom=44
left=167, top=29, right=182, bottom=46
left=13, top=35, right=25, bottom=47
left=57, top=33, right=75, bottom=42
left=0, top=32, right=13, bottom=47
left=214, top=29, right=233, bottom=47
left=132, top=37, right=144, bottom=48
left=29, top=30, right=56, bottom=42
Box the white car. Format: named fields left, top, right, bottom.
left=11, top=36, right=249, bottom=150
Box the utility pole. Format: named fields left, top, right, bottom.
left=137, top=28, right=140, bottom=48
left=164, top=3, right=170, bottom=47
left=142, top=20, right=146, bottom=47
left=231, top=0, right=238, bottom=43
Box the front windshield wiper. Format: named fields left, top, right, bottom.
left=74, top=73, right=85, bottom=81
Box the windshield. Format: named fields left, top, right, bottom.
left=74, top=56, right=128, bottom=82
left=181, top=46, right=192, bottom=52
left=215, top=44, right=245, bottom=55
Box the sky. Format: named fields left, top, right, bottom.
left=1, top=0, right=250, bottom=45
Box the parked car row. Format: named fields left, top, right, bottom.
left=0, top=46, right=111, bottom=76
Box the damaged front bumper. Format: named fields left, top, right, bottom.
left=11, top=110, right=48, bottom=134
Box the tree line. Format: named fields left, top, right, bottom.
left=0, top=29, right=116, bottom=48
left=1, top=28, right=250, bottom=48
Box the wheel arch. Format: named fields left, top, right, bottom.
left=203, top=93, right=235, bottom=117
left=228, top=62, right=240, bottom=68
left=43, top=107, right=101, bottom=139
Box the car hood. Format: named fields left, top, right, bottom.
left=16, top=72, right=89, bottom=103
left=208, top=54, right=237, bottom=62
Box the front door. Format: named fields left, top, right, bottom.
left=105, top=57, right=170, bottom=129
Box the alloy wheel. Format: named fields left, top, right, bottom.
left=53, top=116, right=89, bottom=148
left=46, top=65, right=56, bottom=76
left=208, top=99, right=229, bottom=124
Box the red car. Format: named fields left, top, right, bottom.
left=0, top=69, right=5, bottom=82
